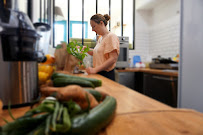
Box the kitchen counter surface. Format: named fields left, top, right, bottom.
left=116, top=67, right=178, bottom=77
left=1, top=74, right=203, bottom=135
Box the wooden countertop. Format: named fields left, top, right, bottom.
left=116, top=68, right=178, bottom=77
left=1, top=74, right=203, bottom=135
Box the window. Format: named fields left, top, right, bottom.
left=84, top=0, right=96, bottom=40
left=70, top=21, right=88, bottom=38
left=16, top=0, right=28, bottom=14
left=111, top=0, right=121, bottom=36
left=54, top=20, right=67, bottom=46
left=98, top=0, right=110, bottom=30
left=123, top=0, right=134, bottom=49
left=35, top=0, right=135, bottom=49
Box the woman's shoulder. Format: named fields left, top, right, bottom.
left=103, top=32, right=119, bottom=46
left=108, top=32, right=117, bottom=37
left=106, top=32, right=119, bottom=40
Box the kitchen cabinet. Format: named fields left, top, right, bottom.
left=116, top=68, right=178, bottom=107
left=115, top=71, right=143, bottom=93
left=143, top=73, right=178, bottom=107
left=115, top=72, right=136, bottom=90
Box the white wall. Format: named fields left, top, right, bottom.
left=130, top=0, right=180, bottom=63
left=149, top=0, right=180, bottom=58
left=129, top=10, right=150, bottom=63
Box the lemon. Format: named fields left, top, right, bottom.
left=38, top=71, right=49, bottom=83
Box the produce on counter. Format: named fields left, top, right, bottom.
left=38, top=71, right=49, bottom=84
left=38, top=54, right=56, bottom=85
left=0, top=86, right=117, bottom=135
left=54, top=40, right=89, bottom=73
left=40, top=85, right=99, bottom=110
left=71, top=96, right=116, bottom=135
left=53, top=78, right=95, bottom=88
left=0, top=100, right=2, bottom=114
left=41, top=54, right=55, bottom=65
left=84, top=89, right=108, bottom=102
left=65, top=40, right=90, bottom=66
left=51, top=72, right=102, bottom=88
left=38, top=64, right=55, bottom=85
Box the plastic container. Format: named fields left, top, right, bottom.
left=34, top=23, right=51, bottom=55
left=133, top=55, right=141, bottom=67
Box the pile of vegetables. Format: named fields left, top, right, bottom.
left=0, top=70, right=116, bottom=135
left=0, top=86, right=117, bottom=135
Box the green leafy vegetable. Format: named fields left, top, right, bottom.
left=62, top=40, right=90, bottom=65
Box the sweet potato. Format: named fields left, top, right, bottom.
left=0, top=100, right=3, bottom=114
left=40, top=85, right=99, bottom=110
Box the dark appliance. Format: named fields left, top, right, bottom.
left=115, top=71, right=135, bottom=90
left=0, top=1, right=50, bottom=108
left=143, top=73, right=178, bottom=107
left=149, top=55, right=178, bottom=70
left=116, top=36, right=129, bottom=69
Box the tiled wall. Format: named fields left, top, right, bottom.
left=129, top=10, right=151, bottom=66
left=130, top=0, right=180, bottom=64
left=149, top=15, right=180, bottom=59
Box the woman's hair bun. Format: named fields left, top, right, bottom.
left=104, top=14, right=110, bottom=21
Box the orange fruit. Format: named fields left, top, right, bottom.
left=42, top=54, right=55, bottom=65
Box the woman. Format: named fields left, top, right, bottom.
left=85, top=14, right=120, bottom=81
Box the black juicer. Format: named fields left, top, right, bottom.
left=0, top=1, right=50, bottom=108
left=0, top=2, right=41, bottom=61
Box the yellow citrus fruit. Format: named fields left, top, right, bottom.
left=38, top=71, right=49, bottom=83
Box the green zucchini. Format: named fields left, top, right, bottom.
left=84, top=89, right=103, bottom=102
left=70, top=96, right=117, bottom=135
left=53, top=78, right=95, bottom=88
left=52, top=72, right=102, bottom=87
left=1, top=113, right=49, bottom=132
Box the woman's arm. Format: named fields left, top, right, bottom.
left=87, top=48, right=94, bottom=56
left=81, top=46, right=93, bottom=56
left=86, top=50, right=118, bottom=74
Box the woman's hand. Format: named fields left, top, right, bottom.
left=85, top=67, right=97, bottom=74
left=77, top=46, right=93, bottom=55
left=77, top=45, right=86, bottom=51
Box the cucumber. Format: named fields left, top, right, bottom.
left=70, top=96, right=117, bottom=135
left=84, top=89, right=103, bottom=102
left=52, top=72, right=102, bottom=87
left=53, top=78, right=95, bottom=88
